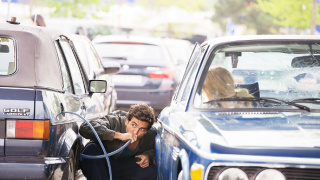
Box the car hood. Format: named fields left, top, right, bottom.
left=166, top=110, right=320, bottom=157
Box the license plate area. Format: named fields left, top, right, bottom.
left=113, top=75, right=143, bottom=85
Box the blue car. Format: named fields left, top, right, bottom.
left=0, top=20, right=111, bottom=179
left=156, top=36, right=320, bottom=180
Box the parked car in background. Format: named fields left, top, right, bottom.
left=93, top=35, right=177, bottom=114
left=69, top=34, right=119, bottom=114
left=156, top=35, right=320, bottom=180
left=0, top=21, right=108, bottom=179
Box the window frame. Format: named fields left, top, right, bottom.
left=55, top=36, right=89, bottom=95
left=0, top=36, right=16, bottom=76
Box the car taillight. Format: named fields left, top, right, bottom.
left=149, top=68, right=174, bottom=79
left=6, top=120, right=50, bottom=139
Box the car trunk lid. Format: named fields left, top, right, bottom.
left=0, top=88, right=35, bottom=156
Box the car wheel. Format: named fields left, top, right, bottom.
left=62, top=149, right=75, bottom=180
left=177, top=170, right=183, bottom=180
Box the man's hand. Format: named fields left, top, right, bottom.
left=114, top=132, right=137, bottom=142
left=135, top=154, right=150, bottom=168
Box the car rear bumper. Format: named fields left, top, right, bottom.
left=0, top=156, right=66, bottom=179
left=116, top=89, right=174, bottom=110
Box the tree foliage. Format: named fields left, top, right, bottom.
left=256, top=0, right=320, bottom=29
left=136, top=0, right=206, bottom=11
left=44, top=0, right=112, bottom=18
left=212, top=0, right=278, bottom=35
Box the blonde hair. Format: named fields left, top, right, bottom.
left=203, top=67, right=253, bottom=102
left=203, top=67, right=236, bottom=100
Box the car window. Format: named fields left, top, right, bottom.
left=0, top=37, right=15, bottom=75
left=195, top=42, right=320, bottom=110
left=72, top=38, right=104, bottom=80
left=88, top=44, right=104, bottom=70
left=85, top=42, right=104, bottom=73
left=175, top=44, right=203, bottom=103
left=55, top=42, right=73, bottom=93
left=94, top=43, right=164, bottom=63
left=72, top=39, right=91, bottom=75
left=59, top=40, right=86, bottom=95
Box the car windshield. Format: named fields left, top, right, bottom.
left=195, top=42, right=320, bottom=111
left=0, top=37, right=15, bottom=75
left=94, top=43, right=164, bottom=62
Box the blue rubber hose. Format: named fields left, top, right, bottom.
left=56, top=111, right=131, bottom=180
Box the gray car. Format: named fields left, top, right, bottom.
left=0, top=20, right=108, bottom=179
left=93, top=35, right=177, bottom=114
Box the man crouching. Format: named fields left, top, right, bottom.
left=79, top=103, right=157, bottom=180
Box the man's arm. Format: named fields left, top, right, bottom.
left=114, top=132, right=138, bottom=142
left=79, top=118, right=116, bottom=141
left=79, top=110, right=127, bottom=141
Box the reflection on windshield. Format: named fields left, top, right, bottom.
left=196, top=42, right=320, bottom=110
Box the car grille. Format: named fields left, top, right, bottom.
left=207, top=166, right=320, bottom=180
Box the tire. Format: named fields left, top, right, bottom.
left=62, top=149, right=75, bottom=180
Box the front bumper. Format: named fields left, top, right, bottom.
left=0, top=156, right=66, bottom=179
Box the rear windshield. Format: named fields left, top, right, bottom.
left=94, top=43, right=164, bottom=62
left=0, top=37, right=15, bottom=75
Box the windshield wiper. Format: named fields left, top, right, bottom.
left=253, top=97, right=311, bottom=112
left=206, top=97, right=311, bottom=112
left=291, top=98, right=320, bottom=104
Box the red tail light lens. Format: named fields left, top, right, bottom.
left=149, top=68, right=174, bottom=79
left=6, top=120, right=50, bottom=139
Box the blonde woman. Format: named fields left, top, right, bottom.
left=202, top=67, right=253, bottom=108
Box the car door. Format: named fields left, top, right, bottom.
left=57, top=36, right=104, bottom=119
left=56, top=37, right=88, bottom=119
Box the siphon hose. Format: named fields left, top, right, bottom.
left=56, top=111, right=131, bottom=180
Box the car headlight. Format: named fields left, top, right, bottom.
left=218, top=168, right=248, bottom=180
left=255, top=169, right=286, bottom=180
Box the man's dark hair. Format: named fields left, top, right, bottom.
left=126, top=103, right=155, bottom=129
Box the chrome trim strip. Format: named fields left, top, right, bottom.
left=44, top=157, right=66, bottom=164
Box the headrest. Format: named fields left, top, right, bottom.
left=235, top=82, right=260, bottom=98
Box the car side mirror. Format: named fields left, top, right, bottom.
left=89, top=80, right=107, bottom=93
left=102, top=62, right=121, bottom=74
